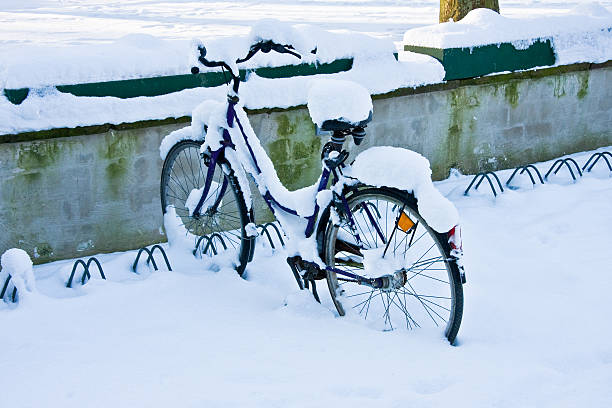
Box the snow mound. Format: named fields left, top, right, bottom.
left=307, top=79, right=372, bottom=127
left=403, top=6, right=612, bottom=52
left=460, top=8, right=506, bottom=26
left=1, top=248, right=36, bottom=301
left=349, top=147, right=459, bottom=232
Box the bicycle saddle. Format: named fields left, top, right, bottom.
left=307, top=78, right=373, bottom=132
left=319, top=111, right=372, bottom=132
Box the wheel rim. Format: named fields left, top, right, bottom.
left=325, top=191, right=457, bottom=336
left=161, top=142, right=245, bottom=257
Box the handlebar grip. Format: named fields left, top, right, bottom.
left=198, top=45, right=207, bottom=58
left=270, top=43, right=301, bottom=59
left=192, top=39, right=308, bottom=76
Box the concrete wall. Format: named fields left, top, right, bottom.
left=1, top=63, right=610, bottom=263
left=386, top=66, right=611, bottom=178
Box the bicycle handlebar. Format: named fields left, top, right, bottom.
left=191, top=40, right=313, bottom=76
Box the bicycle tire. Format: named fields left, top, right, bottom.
left=322, top=186, right=463, bottom=343
left=160, top=140, right=254, bottom=275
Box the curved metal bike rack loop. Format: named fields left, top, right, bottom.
left=194, top=233, right=228, bottom=257
left=464, top=171, right=504, bottom=197
left=257, top=222, right=286, bottom=249
left=1, top=274, right=18, bottom=303
left=581, top=152, right=612, bottom=173
left=506, top=164, right=545, bottom=188
left=544, top=158, right=583, bottom=182
left=133, top=245, right=172, bottom=272
left=66, top=257, right=106, bottom=288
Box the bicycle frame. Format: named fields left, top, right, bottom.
left=187, top=40, right=426, bottom=289
left=191, top=97, right=400, bottom=290
left=164, top=42, right=464, bottom=340
left=193, top=99, right=332, bottom=238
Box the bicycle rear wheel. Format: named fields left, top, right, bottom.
left=322, top=187, right=463, bottom=343
left=160, top=140, right=254, bottom=275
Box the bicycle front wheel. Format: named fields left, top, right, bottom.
left=322, top=187, right=463, bottom=343
left=160, top=140, right=254, bottom=275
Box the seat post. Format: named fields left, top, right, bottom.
left=330, top=131, right=347, bottom=151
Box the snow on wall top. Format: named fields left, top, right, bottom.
left=403, top=6, right=612, bottom=65
left=0, top=22, right=444, bottom=135
left=1, top=24, right=392, bottom=90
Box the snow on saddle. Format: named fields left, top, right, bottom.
left=307, top=78, right=373, bottom=132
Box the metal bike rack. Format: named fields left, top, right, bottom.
left=133, top=245, right=172, bottom=272
left=0, top=274, right=17, bottom=303
left=66, top=257, right=106, bottom=288
left=464, top=171, right=504, bottom=197
left=194, top=222, right=285, bottom=257
left=544, top=158, right=583, bottom=182
left=257, top=222, right=285, bottom=249
left=581, top=151, right=612, bottom=173
left=194, top=233, right=228, bottom=257
left=506, top=164, right=545, bottom=188
left=465, top=151, right=610, bottom=197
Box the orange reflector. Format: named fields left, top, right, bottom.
left=397, top=212, right=415, bottom=232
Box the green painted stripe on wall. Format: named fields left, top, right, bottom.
left=404, top=39, right=555, bottom=81
left=3, top=58, right=353, bottom=105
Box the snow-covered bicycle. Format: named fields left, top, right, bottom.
left=160, top=38, right=465, bottom=343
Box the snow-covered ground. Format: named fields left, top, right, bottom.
left=2, top=147, right=611, bottom=407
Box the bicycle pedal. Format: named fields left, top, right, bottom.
left=300, top=261, right=326, bottom=281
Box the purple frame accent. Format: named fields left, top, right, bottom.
left=339, top=193, right=363, bottom=245
left=228, top=101, right=334, bottom=225
left=359, top=203, right=386, bottom=244
left=325, top=265, right=385, bottom=289
left=192, top=146, right=224, bottom=217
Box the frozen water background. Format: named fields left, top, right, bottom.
left=2, top=0, right=612, bottom=46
